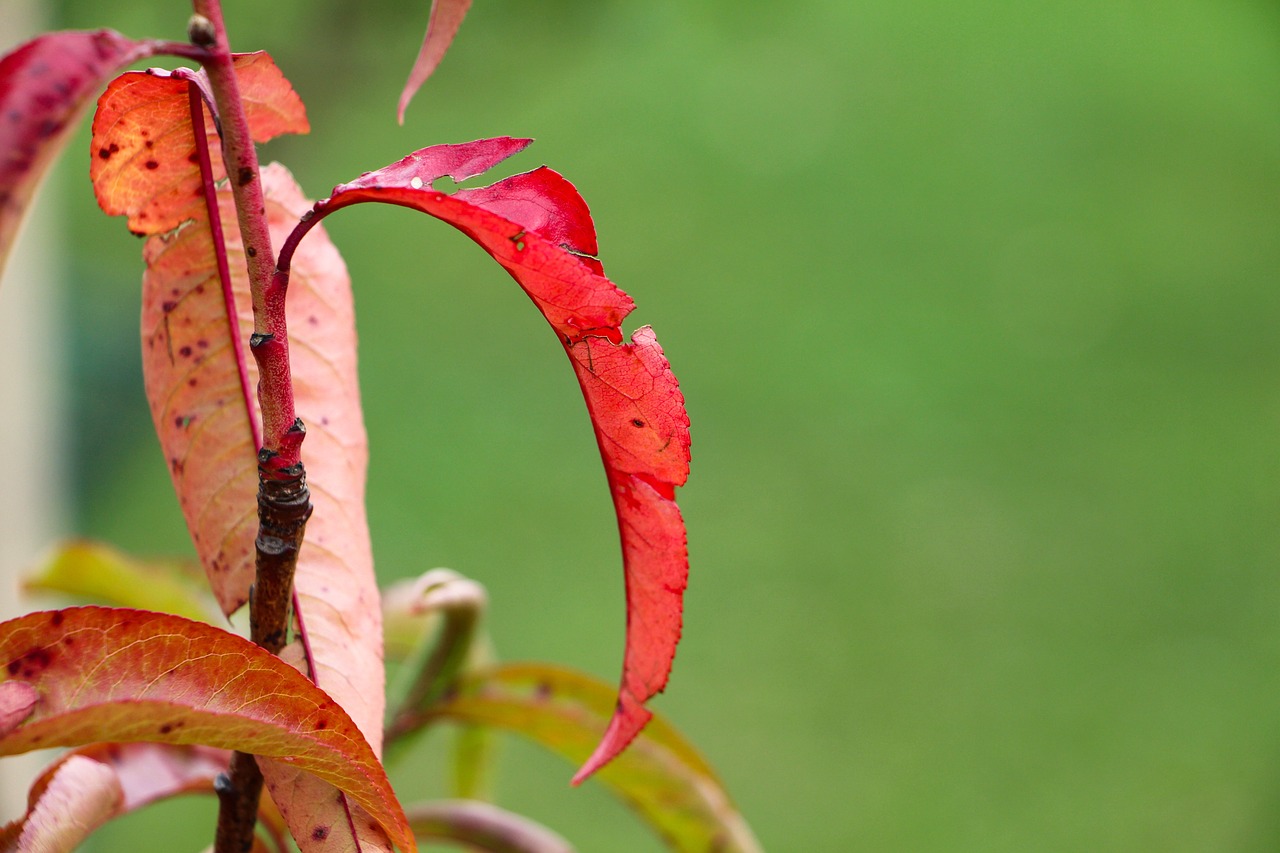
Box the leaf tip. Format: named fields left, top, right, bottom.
left=397, top=0, right=472, bottom=124
left=570, top=696, right=652, bottom=785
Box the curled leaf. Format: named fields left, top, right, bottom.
left=1, top=743, right=293, bottom=853
left=428, top=664, right=761, bottom=853
left=0, top=754, right=122, bottom=853
left=0, top=30, right=154, bottom=277
left=0, top=607, right=415, bottom=853
left=282, top=138, right=691, bottom=782
left=398, top=0, right=472, bottom=124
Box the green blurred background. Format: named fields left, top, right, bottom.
left=38, top=0, right=1280, bottom=849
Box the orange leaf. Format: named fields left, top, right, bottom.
left=90, top=52, right=307, bottom=235
left=0, top=607, right=414, bottom=852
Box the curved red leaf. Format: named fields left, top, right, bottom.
left=283, top=139, right=691, bottom=782
left=0, top=30, right=154, bottom=276
left=397, top=0, right=472, bottom=124
left=0, top=607, right=415, bottom=852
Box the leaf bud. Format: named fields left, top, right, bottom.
left=187, top=14, right=216, bottom=48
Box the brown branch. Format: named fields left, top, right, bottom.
left=188, top=4, right=312, bottom=852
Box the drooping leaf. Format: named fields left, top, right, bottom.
left=397, top=0, right=472, bottom=124
left=0, top=607, right=415, bottom=852
left=90, top=52, right=308, bottom=235
left=23, top=539, right=219, bottom=623
left=282, top=138, right=691, bottom=782
left=0, top=754, right=122, bottom=853
left=427, top=664, right=761, bottom=853
left=0, top=30, right=155, bottom=277
left=138, top=161, right=388, bottom=852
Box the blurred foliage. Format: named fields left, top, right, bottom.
left=38, top=0, right=1280, bottom=850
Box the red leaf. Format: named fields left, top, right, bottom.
left=0, top=30, right=154, bottom=275
left=0, top=607, right=415, bottom=852
left=286, top=139, right=691, bottom=782
left=91, top=52, right=308, bottom=235
left=397, top=0, right=472, bottom=124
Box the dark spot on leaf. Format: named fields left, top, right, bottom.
left=62, top=636, right=74, bottom=646
left=187, top=152, right=200, bottom=164
left=145, top=160, right=159, bottom=170
left=632, top=418, right=645, bottom=428
left=49, top=612, right=63, bottom=627
left=197, top=339, right=209, bottom=349
left=159, top=723, right=174, bottom=734
left=98, top=147, right=112, bottom=160
left=246, top=246, right=256, bottom=258
left=311, top=826, right=330, bottom=841
left=188, top=378, right=198, bottom=387
left=144, top=139, right=154, bottom=149
left=238, top=167, right=254, bottom=186
left=7, top=647, right=53, bottom=679
left=179, top=346, right=193, bottom=358
left=162, top=301, right=177, bottom=313
left=315, top=717, right=327, bottom=730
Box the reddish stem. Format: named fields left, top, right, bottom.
left=191, top=4, right=312, bottom=852
left=191, top=0, right=299, bottom=472
left=187, top=81, right=261, bottom=449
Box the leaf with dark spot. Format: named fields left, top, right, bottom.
left=90, top=51, right=308, bottom=235
left=0, top=607, right=415, bottom=852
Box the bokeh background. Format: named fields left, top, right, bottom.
left=18, top=0, right=1280, bottom=849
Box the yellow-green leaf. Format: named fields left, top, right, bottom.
left=427, top=664, right=760, bottom=852
left=23, top=540, right=219, bottom=623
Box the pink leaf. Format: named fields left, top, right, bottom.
left=0, top=30, right=154, bottom=276
left=397, top=0, right=472, bottom=124
left=0, top=680, right=36, bottom=736
left=141, top=164, right=388, bottom=851
left=0, top=755, right=121, bottom=853
left=284, top=138, right=691, bottom=783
